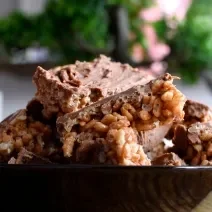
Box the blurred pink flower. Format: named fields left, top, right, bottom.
left=137, top=62, right=167, bottom=77
left=148, top=43, right=170, bottom=61
left=156, top=0, right=192, bottom=21
left=142, top=24, right=170, bottom=61
left=131, top=43, right=144, bottom=62
left=140, top=7, right=163, bottom=22
left=132, top=0, right=191, bottom=64
left=142, top=25, right=157, bottom=45
left=150, top=61, right=167, bottom=75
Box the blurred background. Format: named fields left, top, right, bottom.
left=0, top=0, right=212, bottom=120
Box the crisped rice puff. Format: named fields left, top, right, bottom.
left=0, top=109, right=60, bottom=162
left=57, top=73, right=186, bottom=165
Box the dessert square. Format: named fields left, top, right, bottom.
left=57, top=73, right=186, bottom=165
left=33, top=55, right=153, bottom=118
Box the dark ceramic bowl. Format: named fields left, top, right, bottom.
left=0, top=165, right=212, bottom=212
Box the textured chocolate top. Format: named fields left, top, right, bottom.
left=184, top=100, right=212, bottom=123
left=33, top=55, right=153, bottom=99
left=33, top=55, right=154, bottom=117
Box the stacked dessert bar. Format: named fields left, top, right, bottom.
left=0, top=55, right=211, bottom=166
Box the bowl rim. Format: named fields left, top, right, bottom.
left=0, top=164, right=212, bottom=170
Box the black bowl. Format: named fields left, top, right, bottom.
left=1, top=165, right=212, bottom=212
left=0, top=165, right=212, bottom=212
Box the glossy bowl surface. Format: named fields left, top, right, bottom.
left=0, top=165, right=212, bottom=212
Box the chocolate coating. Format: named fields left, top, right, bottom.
left=33, top=55, right=153, bottom=117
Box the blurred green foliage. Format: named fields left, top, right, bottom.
left=0, top=0, right=156, bottom=63
left=0, top=0, right=212, bottom=83
left=167, top=0, right=212, bottom=83
left=0, top=0, right=108, bottom=63
left=108, top=0, right=154, bottom=48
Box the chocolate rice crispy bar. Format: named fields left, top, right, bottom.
left=166, top=100, right=212, bottom=139
left=2, top=53, right=211, bottom=167
left=146, top=139, right=172, bottom=161
left=183, top=100, right=212, bottom=124
left=8, top=148, right=52, bottom=164
left=172, top=122, right=212, bottom=166
left=33, top=55, right=154, bottom=118
left=0, top=109, right=60, bottom=162
left=166, top=100, right=212, bottom=166
left=152, top=152, right=186, bottom=166
left=57, top=73, right=186, bottom=165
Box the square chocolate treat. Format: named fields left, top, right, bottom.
left=57, top=74, right=186, bottom=165
left=33, top=55, right=153, bottom=118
